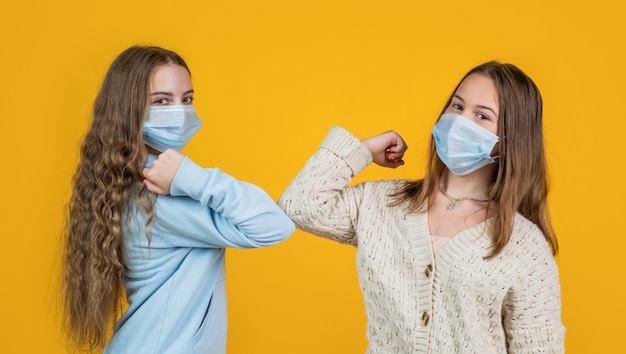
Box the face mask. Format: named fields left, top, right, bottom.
left=143, top=105, right=202, bottom=152
left=431, top=113, right=499, bottom=176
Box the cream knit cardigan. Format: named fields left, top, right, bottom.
left=278, top=126, right=565, bottom=353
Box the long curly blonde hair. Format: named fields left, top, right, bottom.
left=62, top=46, right=190, bottom=351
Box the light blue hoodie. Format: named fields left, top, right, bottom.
left=103, top=156, right=294, bottom=353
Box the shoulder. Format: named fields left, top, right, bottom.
left=509, top=213, right=549, bottom=247
left=501, top=213, right=558, bottom=271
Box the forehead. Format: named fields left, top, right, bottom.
left=455, top=73, right=498, bottom=107
left=149, top=64, right=192, bottom=90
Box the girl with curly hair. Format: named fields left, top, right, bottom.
left=62, top=45, right=294, bottom=353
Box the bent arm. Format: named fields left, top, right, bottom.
left=161, top=157, right=295, bottom=248
left=278, top=126, right=374, bottom=246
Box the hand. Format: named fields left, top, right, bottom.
left=361, top=130, right=407, bottom=168
left=142, top=149, right=185, bottom=195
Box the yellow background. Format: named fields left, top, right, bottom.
left=1, top=0, right=624, bottom=353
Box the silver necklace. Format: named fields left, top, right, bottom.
left=439, top=185, right=489, bottom=211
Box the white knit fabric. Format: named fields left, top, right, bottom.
left=278, top=126, right=565, bottom=353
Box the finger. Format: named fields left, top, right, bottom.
left=390, top=141, right=407, bottom=153
left=143, top=179, right=162, bottom=194
left=386, top=151, right=404, bottom=161
left=389, top=159, right=405, bottom=168
left=142, top=167, right=151, bottom=178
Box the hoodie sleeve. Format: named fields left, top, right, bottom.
left=152, top=157, right=295, bottom=249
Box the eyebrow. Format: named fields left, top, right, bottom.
left=453, top=94, right=498, bottom=117
left=150, top=89, right=195, bottom=96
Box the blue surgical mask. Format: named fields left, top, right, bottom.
left=143, top=105, right=202, bottom=152
left=431, top=113, right=499, bottom=176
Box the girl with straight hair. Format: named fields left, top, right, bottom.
left=279, top=61, right=565, bottom=353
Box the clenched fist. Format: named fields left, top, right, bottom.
left=142, top=149, right=185, bottom=195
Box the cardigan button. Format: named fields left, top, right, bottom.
left=421, top=311, right=430, bottom=326
left=424, top=264, right=433, bottom=277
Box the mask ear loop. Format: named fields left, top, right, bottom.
left=490, top=135, right=506, bottom=160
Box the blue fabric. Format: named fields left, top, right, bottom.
left=103, top=156, right=294, bottom=353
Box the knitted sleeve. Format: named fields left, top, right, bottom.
left=502, top=225, right=565, bottom=353
left=278, top=126, right=373, bottom=246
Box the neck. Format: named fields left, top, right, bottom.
left=442, top=168, right=492, bottom=200
left=146, top=145, right=161, bottom=155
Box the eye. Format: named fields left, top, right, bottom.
left=477, top=113, right=489, bottom=120
left=183, top=96, right=193, bottom=104
left=152, top=97, right=169, bottom=105
left=451, top=103, right=463, bottom=111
